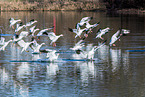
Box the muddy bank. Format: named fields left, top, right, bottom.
left=0, top=1, right=106, bottom=11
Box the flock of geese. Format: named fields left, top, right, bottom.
left=0, top=17, right=130, bottom=62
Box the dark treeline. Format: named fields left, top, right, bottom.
left=103, top=0, right=145, bottom=10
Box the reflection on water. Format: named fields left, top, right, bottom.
left=0, top=11, right=145, bottom=97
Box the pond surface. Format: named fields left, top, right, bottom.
left=0, top=11, right=145, bottom=97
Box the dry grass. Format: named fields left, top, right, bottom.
left=0, top=1, right=106, bottom=11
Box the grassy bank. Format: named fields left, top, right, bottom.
left=0, top=1, right=106, bottom=11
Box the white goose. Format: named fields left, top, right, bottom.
left=109, top=30, right=121, bottom=46
left=13, top=31, right=29, bottom=43
left=68, top=27, right=87, bottom=38
left=121, top=29, right=130, bottom=35
left=20, top=40, right=34, bottom=53
left=47, top=32, right=63, bottom=46
left=9, top=18, right=21, bottom=29
left=86, top=41, right=106, bottom=60
left=0, top=37, right=5, bottom=45
left=29, top=26, right=39, bottom=36
left=85, top=21, right=100, bottom=30
left=70, top=39, right=85, bottom=51
left=96, top=27, right=110, bottom=39
left=76, top=17, right=93, bottom=30
left=0, top=39, right=12, bottom=51
left=25, top=19, right=37, bottom=27
left=77, top=41, right=106, bottom=60
left=15, top=22, right=25, bottom=32
left=31, top=40, right=45, bottom=54
left=36, top=26, right=54, bottom=36
left=46, top=49, right=59, bottom=62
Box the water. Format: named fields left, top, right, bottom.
left=0, top=11, right=145, bottom=97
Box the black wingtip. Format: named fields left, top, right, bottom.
left=43, top=32, right=48, bottom=35
left=68, top=28, right=73, bottom=32
left=90, top=17, right=93, bottom=19
left=97, top=21, right=100, bottom=24
left=76, top=49, right=82, bottom=54
left=103, top=40, right=107, bottom=43
left=30, top=19, right=35, bottom=22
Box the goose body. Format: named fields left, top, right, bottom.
left=46, top=49, right=59, bottom=62
left=36, top=27, right=54, bottom=36
left=15, top=22, right=25, bottom=32
left=76, top=17, right=93, bottom=29
left=109, top=30, right=121, bottom=46
left=21, top=41, right=34, bottom=53
left=13, top=31, right=29, bottom=43
left=70, top=39, right=84, bottom=51
left=9, top=18, right=21, bottom=28
left=29, top=26, right=39, bottom=36
left=68, top=27, right=86, bottom=38
left=31, top=42, right=45, bottom=54
left=85, top=21, right=100, bottom=30
left=0, top=39, right=12, bottom=51
left=47, top=32, right=63, bottom=46
left=96, top=27, right=110, bottom=39
left=25, top=19, right=37, bottom=27
left=0, top=37, right=5, bottom=45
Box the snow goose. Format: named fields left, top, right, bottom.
left=36, top=26, right=54, bottom=36
left=0, top=37, right=5, bottom=45
left=85, top=21, right=100, bottom=30
left=109, top=30, right=121, bottom=46
left=25, top=19, right=37, bottom=27
left=75, top=17, right=93, bottom=30
left=9, top=18, right=21, bottom=29
left=15, top=22, right=25, bottom=33
left=86, top=41, right=106, bottom=60
left=20, top=40, right=34, bottom=53
left=76, top=41, right=106, bottom=60
left=70, top=39, right=85, bottom=52
left=121, top=29, right=130, bottom=35
left=47, top=32, right=63, bottom=46
left=68, top=27, right=87, bottom=38
left=0, top=39, right=12, bottom=51
left=46, top=49, right=59, bottom=62
left=96, top=27, right=110, bottom=39
left=31, top=41, right=45, bottom=54
left=13, top=31, right=29, bottom=43
left=29, top=26, right=39, bottom=36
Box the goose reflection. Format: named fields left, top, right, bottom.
left=110, top=48, right=129, bottom=73
left=46, top=63, right=59, bottom=78
left=110, top=48, right=121, bottom=72
left=96, top=43, right=109, bottom=62
left=14, top=81, right=29, bottom=97
left=75, top=61, right=95, bottom=86
left=17, top=62, right=30, bottom=79
left=0, top=67, right=9, bottom=85
left=32, top=54, right=41, bottom=61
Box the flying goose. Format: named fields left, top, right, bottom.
left=96, top=27, right=110, bottom=39
left=109, top=30, right=121, bottom=46
left=47, top=32, right=63, bottom=46
left=9, top=18, right=21, bottom=29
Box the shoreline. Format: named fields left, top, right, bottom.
left=0, top=1, right=145, bottom=15
left=0, top=1, right=106, bottom=12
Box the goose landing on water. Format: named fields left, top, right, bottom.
left=47, top=32, right=63, bottom=47
left=68, top=27, right=87, bottom=38
left=109, top=30, right=121, bottom=46
left=96, top=27, right=111, bottom=40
